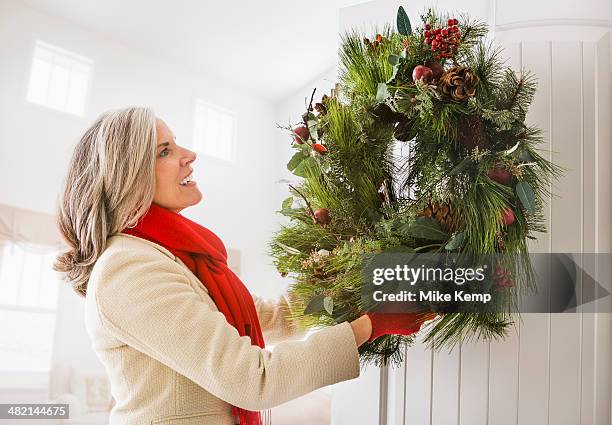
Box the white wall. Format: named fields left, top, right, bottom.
left=0, top=0, right=287, bottom=394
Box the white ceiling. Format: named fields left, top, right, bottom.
left=20, top=0, right=370, bottom=104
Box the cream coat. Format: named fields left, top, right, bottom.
left=84, top=233, right=361, bottom=425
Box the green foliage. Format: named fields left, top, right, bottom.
left=338, top=24, right=404, bottom=109
left=269, top=5, right=562, bottom=366
left=396, top=6, right=412, bottom=36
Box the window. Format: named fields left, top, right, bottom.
left=0, top=242, right=60, bottom=377
left=26, top=40, right=92, bottom=116
left=192, top=99, right=237, bottom=162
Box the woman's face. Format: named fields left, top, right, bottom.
left=153, top=118, right=202, bottom=213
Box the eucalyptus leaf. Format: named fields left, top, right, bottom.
left=306, top=112, right=316, bottom=121
left=282, top=197, right=293, bottom=210
left=308, top=123, right=318, bottom=140
left=387, top=54, right=400, bottom=66
left=287, top=151, right=306, bottom=172
left=323, top=296, right=334, bottom=315
left=304, top=294, right=326, bottom=315
left=519, top=150, right=533, bottom=162
left=516, top=181, right=536, bottom=214
left=376, top=83, right=388, bottom=102
left=293, top=156, right=318, bottom=178
left=401, top=217, right=448, bottom=241
left=396, top=6, right=412, bottom=36
left=445, top=232, right=466, bottom=251
left=387, top=65, right=400, bottom=84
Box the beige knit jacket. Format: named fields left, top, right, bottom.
left=84, top=233, right=361, bottom=425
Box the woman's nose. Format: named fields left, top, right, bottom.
left=181, top=149, right=197, bottom=167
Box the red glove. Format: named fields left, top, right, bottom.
left=364, top=311, right=437, bottom=343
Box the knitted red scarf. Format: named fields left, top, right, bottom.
left=122, top=202, right=269, bottom=425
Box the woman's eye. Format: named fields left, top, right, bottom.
left=160, top=148, right=169, bottom=157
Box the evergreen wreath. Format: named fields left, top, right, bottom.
left=269, top=6, right=562, bottom=367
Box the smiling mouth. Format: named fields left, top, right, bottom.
left=180, top=172, right=195, bottom=186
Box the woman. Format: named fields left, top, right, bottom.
left=54, top=106, right=433, bottom=425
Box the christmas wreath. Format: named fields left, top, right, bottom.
left=270, top=7, right=561, bottom=366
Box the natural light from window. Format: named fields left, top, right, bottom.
left=192, top=99, right=236, bottom=162
left=26, top=40, right=92, bottom=116
left=0, top=242, right=60, bottom=373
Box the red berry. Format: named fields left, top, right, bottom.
left=432, top=39, right=439, bottom=47
left=312, top=143, right=327, bottom=153
left=493, top=266, right=508, bottom=279
left=412, top=65, right=434, bottom=83
left=424, top=30, right=431, bottom=37
left=425, top=37, right=432, bottom=45
left=425, top=24, right=431, bottom=30
left=441, top=28, right=449, bottom=37
left=501, top=208, right=516, bottom=226
left=448, top=19, right=454, bottom=26
left=432, top=45, right=437, bottom=51
left=453, top=18, right=459, bottom=25
left=292, top=125, right=309, bottom=144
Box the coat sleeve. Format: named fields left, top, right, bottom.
left=251, top=293, right=309, bottom=344
left=92, top=248, right=361, bottom=411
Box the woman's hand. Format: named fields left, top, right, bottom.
left=349, top=314, right=373, bottom=347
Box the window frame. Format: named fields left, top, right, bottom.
left=192, top=98, right=238, bottom=165
left=0, top=241, right=61, bottom=389
left=24, top=38, right=93, bottom=118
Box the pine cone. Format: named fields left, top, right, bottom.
left=417, top=201, right=462, bottom=233
left=439, top=66, right=479, bottom=102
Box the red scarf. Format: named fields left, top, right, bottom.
left=122, top=202, right=269, bottom=425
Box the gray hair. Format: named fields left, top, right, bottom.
left=54, top=106, right=157, bottom=297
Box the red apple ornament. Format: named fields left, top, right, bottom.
left=412, top=65, right=433, bottom=83
left=486, top=167, right=512, bottom=185
left=501, top=207, right=516, bottom=226
left=292, top=125, right=310, bottom=144
left=426, top=61, right=444, bottom=80
left=314, top=208, right=331, bottom=225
